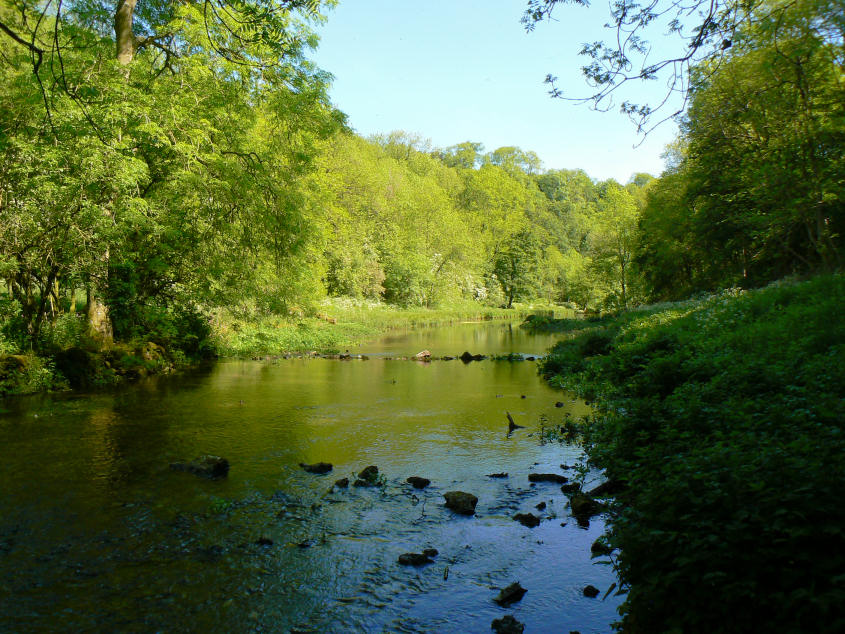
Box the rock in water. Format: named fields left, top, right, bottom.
left=444, top=491, right=478, bottom=515
left=569, top=493, right=602, bottom=520
left=358, top=465, right=379, bottom=481
left=491, top=614, right=525, bottom=634
left=170, top=455, right=229, bottom=479
left=398, top=552, right=433, bottom=566
left=406, top=476, right=431, bottom=489
left=422, top=548, right=438, bottom=558
left=334, top=477, right=349, bottom=488
left=583, top=584, right=600, bottom=598
left=528, top=473, right=568, bottom=484
left=299, top=462, right=333, bottom=474
left=493, top=582, right=527, bottom=606
left=414, top=350, right=431, bottom=359
left=587, top=479, right=625, bottom=497
left=514, top=513, right=541, bottom=528
left=486, top=472, right=508, bottom=478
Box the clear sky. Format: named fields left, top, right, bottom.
left=310, top=0, right=682, bottom=183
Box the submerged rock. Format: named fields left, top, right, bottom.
left=486, top=472, right=509, bottom=478
left=491, top=614, right=525, bottom=634
left=444, top=491, right=478, bottom=515
left=255, top=537, right=274, bottom=546
left=422, top=548, right=438, bottom=558
left=583, top=584, right=600, bottom=598
left=569, top=493, right=603, bottom=520
left=493, top=582, right=527, bottom=606
left=528, top=473, right=568, bottom=484
left=398, top=552, right=433, bottom=566
left=514, top=513, right=541, bottom=528
left=170, top=455, right=229, bottom=479
left=299, top=462, right=332, bottom=474
left=334, top=477, right=349, bottom=488
left=535, top=501, right=547, bottom=511
left=406, top=476, right=431, bottom=489
left=459, top=351, right=486, bottom=363
left=561, top=482, right=582, bottom=494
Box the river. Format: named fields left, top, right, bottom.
left=0, top=321, right=621, bottom=633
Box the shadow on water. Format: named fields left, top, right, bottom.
left=0, top=322, right=621, bottom=633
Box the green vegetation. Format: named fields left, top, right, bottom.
left=214, top=300, right=534, bottom=357
left=538, top=275, right=845, bottom=632
left=0, top=0, right=655, bottom=395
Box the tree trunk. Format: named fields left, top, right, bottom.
left=80, top=0, right=139, bottom=343
left=115, top=0, right=139, bottom=65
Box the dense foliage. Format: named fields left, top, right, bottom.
left=0, top=0, right=652, bottom=370
left=636, top=0, right=843, bottom=298
left=540, top=275, right=845, bottom=632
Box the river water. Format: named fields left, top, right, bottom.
left=0, top=321, right=621, bottom=633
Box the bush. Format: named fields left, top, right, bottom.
left=541, top=275, right=845, bottom=633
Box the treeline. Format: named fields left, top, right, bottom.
left=2, top=0, right=842, bottom=360
left=0, top=0, right=652, bottom=356
left=636, top=0, right=843, bottom=299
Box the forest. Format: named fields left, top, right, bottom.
left=0, top=0, right=844, bottom=631
left=1, top=0, right=841, bottom=377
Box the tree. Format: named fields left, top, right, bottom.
left=493, top=229, right=544, bottom=308
left=522, top=0, right=824, bottom=133
left=0, top=0, right=340, bottom=346
left=634, top=0, right=844, bottom=299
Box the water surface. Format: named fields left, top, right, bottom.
left=0, top=321, right=621, bottom=632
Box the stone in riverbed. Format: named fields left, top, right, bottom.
left=561, top=482, right=582, bottom=494
left=444, top=491, right=478, bottom=515
left=406, top=476, right=431, bottom=489
left=334, top=477, right=349, bottom=488
left=569, top=493, right=602, bottom=520
left=486, top=472, right=508, bottom=478
left=491, top=614, right=525, bottom=634
left=583, top=584, right=600, bottom=598
left=493, top=582, right=527, bottom=606
left=422, top=548, right=438, bottom=558
left=514, top=513, right=541, bottom=528
left=587, top=479, right=625, bottom=497
left=528, top=473, right=568, bottom=484
left=299, top=462, right=333, bottom=474
left=398, top=552, right=433, bottom=566
left=358, top=465, right=379, bottom=481
left=170, top=455, right=229, bottom=479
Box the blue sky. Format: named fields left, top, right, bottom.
left=310, top=0, right=683, bottom=183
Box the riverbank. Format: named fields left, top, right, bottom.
left=534, top=274, right=845, bottom=632
left=212, top=299, right=539, bottom=358
left=0, top=300, right=544, bottom=396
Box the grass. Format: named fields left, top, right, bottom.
left=538, top=275, right=845, bottom=633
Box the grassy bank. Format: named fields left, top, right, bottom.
left=212, top=299, right=538, bottom=358
left=536, top=275, right=845, bottom=633
left=0, top=299, right=542, bottom=395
